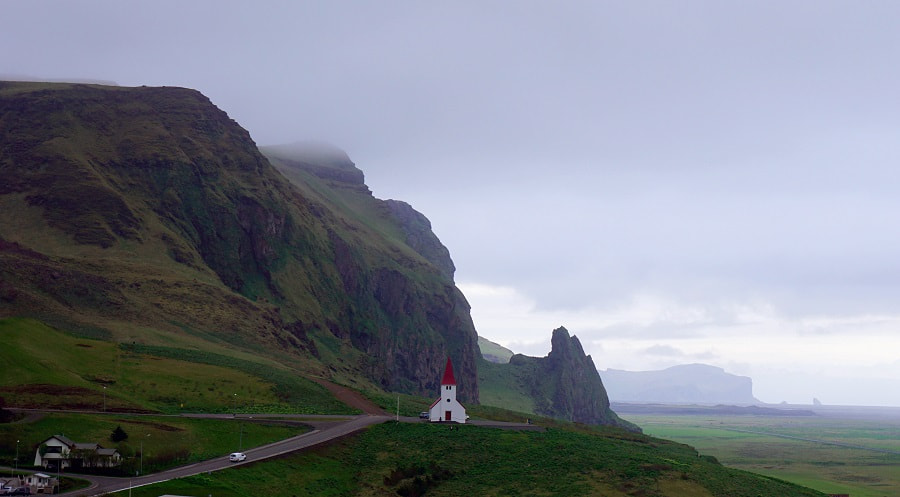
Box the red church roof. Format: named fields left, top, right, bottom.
left=441, top=357, right=457, bottom=385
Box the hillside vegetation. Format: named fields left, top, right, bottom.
left=0, top=318, right=351, bottom=414
left=115, top=421, right=826, bottom=497
left=0, top=81, right=478, bottom=404
left=477, top=335, right=513, bottom=363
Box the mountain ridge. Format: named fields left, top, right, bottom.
left=0, top=81, right=477, bottom=402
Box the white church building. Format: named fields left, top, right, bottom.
left=428, top=357, right=467, bottom=423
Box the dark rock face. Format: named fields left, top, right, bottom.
left=0, top=82, right=479, bottom=402
left=384, top=200, right=456, bottom=282
left=326, top=230, right=478, bottom=402
left=545, top=327, right=614, bottom=424
left=507, top=327, right=635, bottom=430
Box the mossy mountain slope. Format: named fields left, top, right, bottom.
left=0, top=81, right=477, bottom=402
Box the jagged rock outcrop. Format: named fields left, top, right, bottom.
left=481, top=326, right=637, bottom=431
left=0, top=81, right=479, bottom=402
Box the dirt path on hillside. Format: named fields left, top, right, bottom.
left=311, top=378, right=387, bottom=415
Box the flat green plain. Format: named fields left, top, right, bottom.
left=626, top=413, right=900, bottom=497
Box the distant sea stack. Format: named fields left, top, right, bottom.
left=600, top=364, right=759, bottom=404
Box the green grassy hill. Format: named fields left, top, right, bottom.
left=112, top=421, right=826, bottom=497
left=0, top=318, right=349, bottom=414
left=477, top=335, right=514, bottom=363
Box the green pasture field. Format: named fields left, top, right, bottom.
left=0, top=412, right=307, bottom=474
left=112, top=421, right=824, bottom=497
left=626, top=413, right=900, bottom=497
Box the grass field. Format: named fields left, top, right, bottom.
left=0, top=413, right=307, bottom=475
left=0, top=318, right=355, bottom=414
left=111, top=421, right=825, bottom=497
left=626, top=412, right=900, bottom=497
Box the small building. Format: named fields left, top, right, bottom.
left=24, top=473, right=57, bottom=494
left=1, top=473, right=57, bottom=495
left=428, top=357, right=467, bottom=423
left=33, top=435, right=122, bottom=470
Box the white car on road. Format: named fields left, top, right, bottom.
left=228, top=452, right=246, bottom=462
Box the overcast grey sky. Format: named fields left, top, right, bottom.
left=3, top=1, right=899, bottom=406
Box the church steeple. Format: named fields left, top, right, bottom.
left=441, top=357, right=457, bottom=386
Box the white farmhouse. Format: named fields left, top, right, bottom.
left=33, top=435, right=121, bottom=470
left=428, top=357, right=467, bottom=423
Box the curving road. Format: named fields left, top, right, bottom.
left=57, top=414, right=390, bottom=497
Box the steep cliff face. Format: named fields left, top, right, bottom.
left=383, top=200, right=456, bottom=282
left=262, top=141, right=479, bottom=400
left=0, top=81, right=478, bottom=402
left=479, top=327, right=637, bottom=430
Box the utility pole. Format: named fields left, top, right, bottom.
left=239, top=422, right=243, bottom=451
left=396, top=395, right=399, bottom=421
left=14, top=440, right=19, bottom=476
left=103, top=386, right=106, bottom=411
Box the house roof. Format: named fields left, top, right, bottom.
left=441, top=357, right=456, bottom=385
left=45, top=434, right=76, bottom=447
left=96, top=448, right=119, bottom=456
left=74, top=443, right=100, bottom=450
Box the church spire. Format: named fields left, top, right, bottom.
left=441, top=357, right=457, bottom=386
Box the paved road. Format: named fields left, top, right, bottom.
left=19, top=409, right=541, bottom=496
left=57, top=415, right=390, bottom=497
